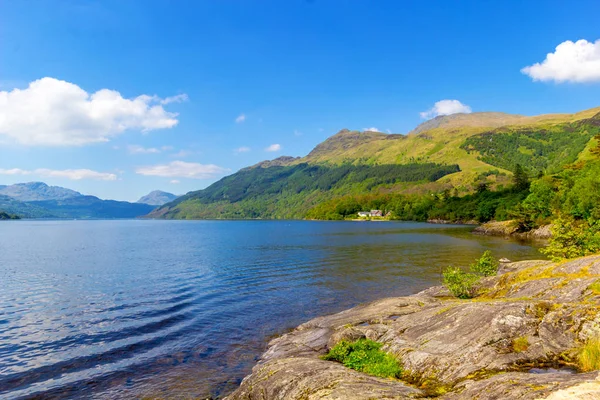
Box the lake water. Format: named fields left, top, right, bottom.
left=0, top=220, right=543, bottom=399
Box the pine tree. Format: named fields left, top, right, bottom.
left=513, top=164, right=530, bottom=192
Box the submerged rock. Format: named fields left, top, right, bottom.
left=226, top=255, right=600, bottom=400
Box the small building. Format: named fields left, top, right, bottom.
left=358, top=210, right=383, bottom=217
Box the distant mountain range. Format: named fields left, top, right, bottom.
left=136, top=190, right=178, bottom=206
left=148, top=106, right=600, bottom=219
left=0, top=182, right=82, bottom=201
left=0, top=182, right=165, bottom=219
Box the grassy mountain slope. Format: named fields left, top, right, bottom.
left=149, top=106, right=600, bottom=220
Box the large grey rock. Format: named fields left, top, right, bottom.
left=226, top=255, right=600, bottom=400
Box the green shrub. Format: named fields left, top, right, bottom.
left=578, top=337, right=600, bottom=372
left=541, top=215, right=600, bottom=261
left=470, top=250, right=499, bottom=277
left=322, top=339, right=403, bottom=379
left=442, top=267, right=480, bottom=299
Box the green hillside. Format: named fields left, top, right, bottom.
left=148, top=106, right=600, bottom=220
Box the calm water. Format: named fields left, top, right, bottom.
left=0, top=220, right=542, bottom=399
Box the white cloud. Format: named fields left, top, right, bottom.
left=0, top=168, right=117, bottom=181
left=420, top=100, right=472, bottom=119
left=234, top=146, right=251, bottom=154
left=363, top=127, right=380, bottom=132
left=170, top=180, right=180, bottom=184
left=128, top=145, right=161, bottom=154
left=160, top=94, right=189, bottom=105
left=521, top=39, right=600, bottom=83
left=235, top=113, right=246, bottom=123
left=265, top=144, right=281, bottom=152
left=294, top=130, right=303, bottom=136
left=135, top=161, right=230, bottom=179
left=0, top=77, right=184, bottom=146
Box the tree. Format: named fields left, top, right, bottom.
left=513, top=164, right=530, bottom=192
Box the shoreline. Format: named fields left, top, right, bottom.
left=225, top=255, right=600, bottom=399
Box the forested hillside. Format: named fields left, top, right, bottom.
left=149, top=107, right=600, bottom=221
left=151, top=163, right=459, bottom=219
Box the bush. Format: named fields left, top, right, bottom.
left=442, top=267, right=480, bottom=299
left=470, top=250, right=499, bottom=277
left=322, top=339, right=403, bottom=379
left=578, top=337, right=600, bottom=372
left=542, top=215, right=600, bottom=261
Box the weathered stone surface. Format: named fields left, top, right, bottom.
left=226, top=255, right=600, bottom=400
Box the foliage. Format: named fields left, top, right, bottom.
left=322, top=339, right=403, bottom=379
left=512, top=164, right=530, bottom=192
left=512, top=336, right=529, bottom=353
left=577, top=337, right=600, bottom=372
left=461, top=116, right=600, bottom=175
left=541, top=216, right=600, bottom=261
left=470, top=250, right=499, bottom=277
left=442, top=267, right=480, bottom=299
left=0, top=211, right=20, bottom=220
left=156, top=162, right=460, bottom=219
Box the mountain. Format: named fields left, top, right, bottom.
left=29, top=196, right=156, bottom=219
left=147, top=106, right=600, bottom=220
left=0, top=194, right=58, bottom=218
left=0, top=182, right=82, bottom=201
left=0, top=183, right=156, bottom=219
left=137, top=190, right=179, bottom=206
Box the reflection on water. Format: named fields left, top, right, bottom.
left=0, top=220, right=542, bottom=399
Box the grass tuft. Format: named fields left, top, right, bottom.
left=322, top=339, right=403, bottom=379
left=578, top=337, right=600, bottom=372
left=588, top=280, right=600, bottom=296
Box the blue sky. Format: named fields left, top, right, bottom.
left=1, top=0, right=599, bottom=201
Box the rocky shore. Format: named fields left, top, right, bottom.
left=473, top=220, right=553, bottom=240
left=226, top=255, right=600, bottom=399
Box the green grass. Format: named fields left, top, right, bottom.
left=588, top=280, right=600, bottom=295
left=578, top=337, right=600, bottom=372
left=322, top=339, right=403, bottom=379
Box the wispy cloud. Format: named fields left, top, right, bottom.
left=293, top=130, right=303, bottom=136
left=265, top=144, right=281, bottom=152
left=160, top=94, right=189, bottom=104
left=235, top=113, right=246, bottom=123
left=128, top=145, right=161, bottom=154
left=521, top=39, right=600, bottom=83
left=363, top=127, right=380, bottom=132
left=135, top=161, right=230, bottom=179
left=0, top=168, right=117, bottom=181
left=0, top=77, right=184, bottom=146
left=420, top=99, right=472, bottom=119
left=170, top=180, right=180, bottom=184
left=234, top=146, right=251, bottom=154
